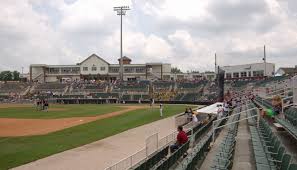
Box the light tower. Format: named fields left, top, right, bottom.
left=114, top=6, right=130, bottom=81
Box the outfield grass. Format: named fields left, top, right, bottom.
left=0, top=104, right=196, bottom=170
left=0, top=104, right=123, bottom=119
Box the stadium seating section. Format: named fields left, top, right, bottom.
left=247, top=104, right=296, bottom=170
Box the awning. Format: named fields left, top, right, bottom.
left=197, top=102, right=223, bottom=114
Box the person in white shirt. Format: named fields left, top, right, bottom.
left=160, top=104, right=163, bottom=117
left=192, top=113, right=198, bottom=123
left=217, top=105, right=224, bottom=119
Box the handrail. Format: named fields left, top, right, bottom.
left=212, top=106, right=259, bottom=142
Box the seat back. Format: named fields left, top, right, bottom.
left=276, top=147, right=285, bottom=162
left=280, top=154, right=291, bottom=170
left=288, top=164, right=297, bottom=170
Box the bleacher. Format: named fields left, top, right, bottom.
left=54, top=94, right=85, bottom=99
left=34, top=83, right=67, bottom=94
left=153, top=81, right=174, bottom=90
left=90, top=93, right=119, bottom=99
left=113, top=81, right=149, bottom=92
left=254, top=76, right=288, bottom=87
left=133, top=146, right=169, bottom=170
left=182, top=93, right=201, bottom=101
left=0, top=82, right=29, bottom=94
left=210, top=113, right=240, bottom=169
left=276, top=107, right=297, bottom=140
left=177, top=81, right=206, bottom=89
left=174, top=116, right=225, bottom=170
left=247, top=103, right=297, bottom=170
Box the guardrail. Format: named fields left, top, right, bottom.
left=104, top=131, right=178, bottom=170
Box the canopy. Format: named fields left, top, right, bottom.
left=197, top=102, right=223, bottom=114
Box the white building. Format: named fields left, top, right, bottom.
left=220, top=62, right=275, bottom=80
left=30, top=54, right=171, bottom=82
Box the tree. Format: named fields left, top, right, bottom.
left=12, top=71, right=20, bottom=81
left=0, top=71, right=13, bottom=81
left=171, top=67, right=182, bottom=74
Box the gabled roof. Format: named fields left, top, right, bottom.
left=80, top=54, right=110, bottom=65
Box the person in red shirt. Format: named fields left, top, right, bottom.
left=170, top=126, right=188, bottom=153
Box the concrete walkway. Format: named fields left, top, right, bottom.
left=232, top=115, right=255, bottom=170
left=13, top=116, right=176, bottom=170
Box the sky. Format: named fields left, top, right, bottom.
left=0, top=0, right=297, bottom=73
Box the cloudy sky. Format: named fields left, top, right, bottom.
left=1, top=0, right=297, bottom=73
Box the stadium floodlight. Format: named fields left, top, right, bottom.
left=114, top=6, right=130, bottom=81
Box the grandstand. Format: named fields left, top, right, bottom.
left=103, top=75, right=297, bottom=170
left=1, top=72, right=297, bottom=170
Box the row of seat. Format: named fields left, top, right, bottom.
left=276, top=107, right=297, bottom=140
left=193, top=116, right=217, bottom=142
left=174, top=117, right=226, bottom=170
left=255, top=96, right=272, bottom=108
left=175, top=131, right=213, bottom=170
left=132, top=146, right=169, bottom=170
left=284, top=107, right=297, bottom=126
left=248, top=104, right=296, bottom=170
left=151, top=141, right=190, bottom=170
left=132, top=115, right=214, bottom=170
left=210, top=113, right=240, bottom=170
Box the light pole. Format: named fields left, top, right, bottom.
left=114, top=6, right=130, bottom=81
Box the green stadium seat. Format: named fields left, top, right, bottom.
left=288, top=164, right=297, bottom=170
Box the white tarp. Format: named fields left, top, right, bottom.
left=197, top=102, right=223, bottom=115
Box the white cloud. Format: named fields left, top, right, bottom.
left=0, top=0, right=297, bottom=73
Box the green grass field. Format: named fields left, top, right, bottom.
left=0, top=104, right=123, bottom=119
left=0, top=104, right=197, bottom=170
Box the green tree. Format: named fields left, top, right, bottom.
left=0, top=71, right=13, bottom=81
left=12, top=71, right=20, bottom=81
left=171, top=67, right=182, bottom=74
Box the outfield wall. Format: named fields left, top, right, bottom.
left=53, top=98, right=214, bottom=105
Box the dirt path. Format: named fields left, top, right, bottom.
left=0, top=105, right=146, bottom=137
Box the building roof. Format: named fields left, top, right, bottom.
left=80, top=54, right=110, bottom=65
left=118, top=56, right=131, bottom=61
left=222, top=62, right=275, bottom=68
left=279, top=67, right=297, bottom=74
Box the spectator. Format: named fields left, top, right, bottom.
left=170, top=126, right=188, bottom=153
left=217, top=104, right=224, bottom=119
left=159, top=103, right=163, bottom=117
left=192, top=112, right=198, bottom=123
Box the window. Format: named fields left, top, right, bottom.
left=83, top=67, right=88, bottom=71
left=233, top=72, right=239, bottom=78
left=226, top=73, right=232, bottom=79
left=135, top=67, right=145, bottom=73
left=100, top=67, right=105, bottom=71
left=72, top=67, right=80, bottom=74
left=248, top=71, right=251, bottom=77
left=92, top=66, right=97, bottom=71
left=109, top=67, right=119, bottom=73
left=49, top=68, right=59, bottom=74
left=253, top=70, right=264, bottom=77
left=124, top=67, right=134, bottom=73
left=61, top=68, right=71, bottom=73
left=240, top=72, right=247, bottom=77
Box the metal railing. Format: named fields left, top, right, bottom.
left=212, top=105, right=259, bottom=142
left=105, top=130, right=178, bottom=170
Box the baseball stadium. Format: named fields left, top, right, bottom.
left=1, top=1, right=297, bottom=170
